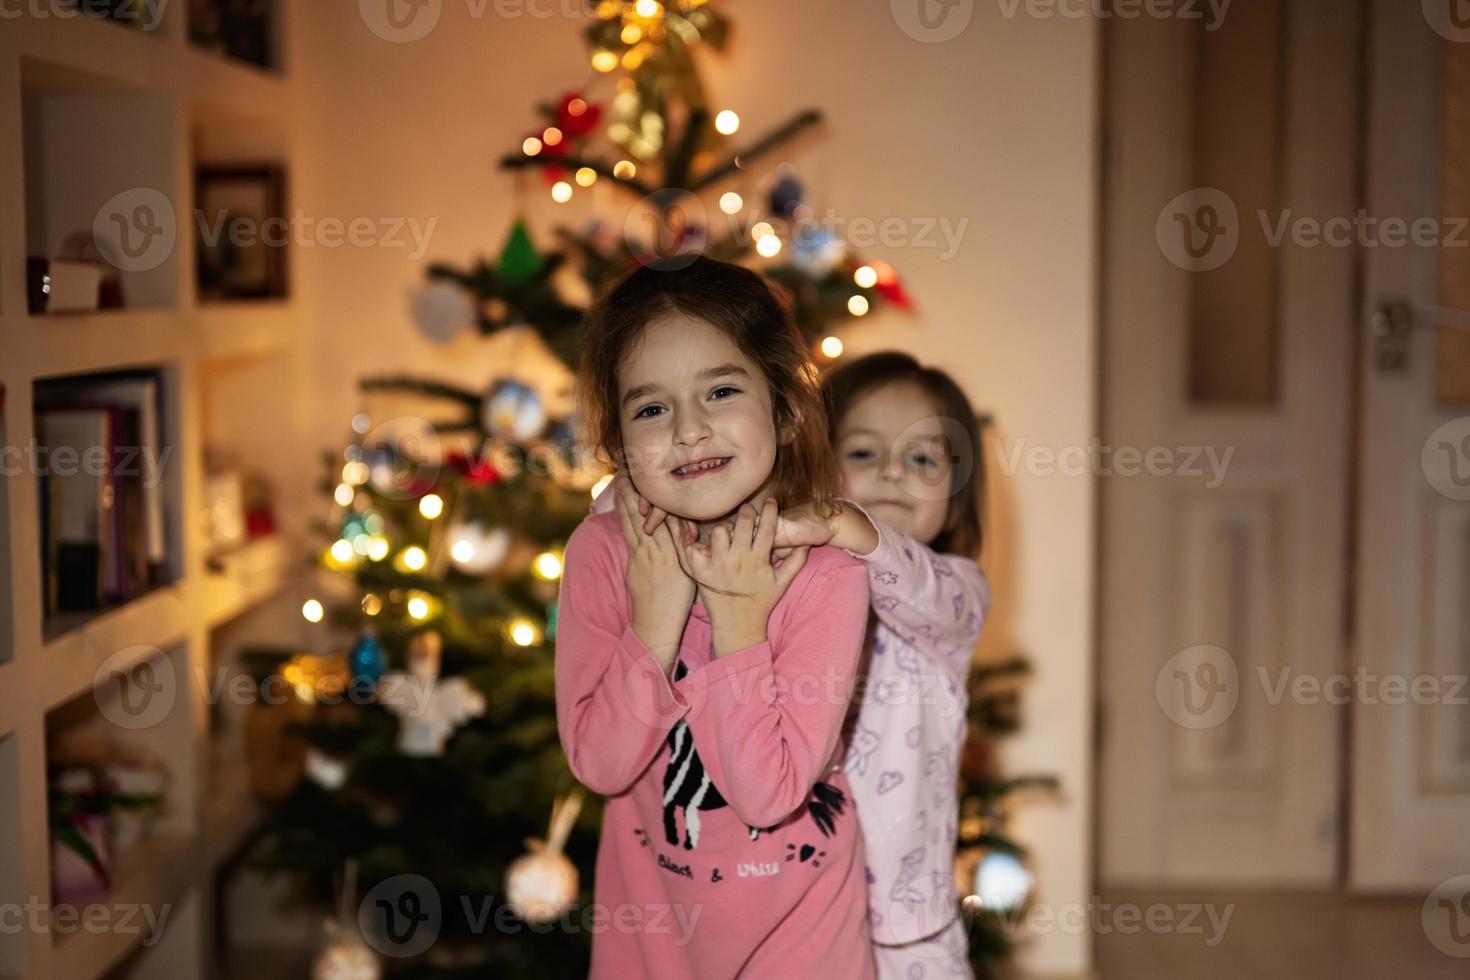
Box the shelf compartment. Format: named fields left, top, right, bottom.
left=33, top=367, right=183, bottom=645
left=44, top=642, right=197, bottom=976
left=21, top=57, right=180, bottom=316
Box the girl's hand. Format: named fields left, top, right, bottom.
left=771, top=503, right=837, bottom=558
left=598, top=474, right=668, bottom=535
left=615, top=480, right=693, bottom=671
left=670, top=498, right=810, bottom=658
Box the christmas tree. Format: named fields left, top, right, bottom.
left=241, top=3, right=1048, bottom=976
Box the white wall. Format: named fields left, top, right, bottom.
left=289, top=2, right=1097, bottom=974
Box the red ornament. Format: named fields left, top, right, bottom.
left=555, top=93, right=602, bottom=137
left=446, top=450, right=502, bottom=486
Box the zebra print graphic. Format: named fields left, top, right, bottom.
left=661, top=659, right=850, bottom=849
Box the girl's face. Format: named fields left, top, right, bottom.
left=617, top=312, right=779, bottom=522
left=836, top=381, right=954, bottom=546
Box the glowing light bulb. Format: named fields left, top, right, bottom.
left=621, top=23, right=642, bottom=43
left=523, top=136, right=543, bottom=156
left=613, top=160, right=637, bottom=180
left=714, top=110, right=740, bottom=135
left=575, top=167, right=598, bottom=187
left=509, top=618, right=539, bottom=647
left=756, top=234, right=782, bottom=258
left=848, top=295, right=870, bottom=316
left=719, top=191, right=743, bottom=214
left=362, top=594, right=382, bottom=616
left=418, top=494, right=444, bottom=520
left=542, top=127, right=563, bottom=146
left=821, top=336, right=844, bottom=359
left=591, top=50, right=618, bottom=72
left=451, top=540, right=475, bottom=564
left=634, top=0, right=660, bottom=18
left=334, top=483, right=355, bottom=507
left=401, top=546, right=428, bottom=571
left=567, top=98, right=587, bottom=116
left=367, top=536, right=390, bottom=561
left=551, top=181, right=573, bottom=203
left=330, top=539, right=355, bottom=563
left=302, top=599, right=324, bottom=623
left=342, top=461, right=368, bottom=486
left=751, top=221, right=774, bottom=240
left=407, top=596, right=430, bottom=620
left=854, top=264, right=878, bottom=289
left=533, top=551, right=563, bottom=581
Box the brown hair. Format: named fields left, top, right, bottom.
left=821, top=351, right=986, bottom=558
left=577, top=255, right=841, bottom=516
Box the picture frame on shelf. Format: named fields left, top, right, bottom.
left=188, top=0, right=277, bottom=69
left=195, top=164, right=289, bottom=302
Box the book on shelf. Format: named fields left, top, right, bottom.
left=35, top=372, right=171, bottom=618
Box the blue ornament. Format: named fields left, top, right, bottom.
left=788, top=224, right=848, bottom=277
left=767, top=169, right=805, bottom=220
left=348, top=630, right=386, bottom=688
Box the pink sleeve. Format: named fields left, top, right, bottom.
left=840, top=498, right=989, bottom=678
left=675, top=557, right=870, bottom=829
left=554, top=518, right=689, bottom=796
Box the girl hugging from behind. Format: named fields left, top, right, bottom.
left=807, top=353, right=990, bottom=979
left=554, top=255, right=878, bottom=979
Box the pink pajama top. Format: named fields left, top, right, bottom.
left=838, top=501, right=990, bottom=947
left=554, top=510, right=877, bottom=979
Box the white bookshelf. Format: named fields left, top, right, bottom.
left=0, top=4, right=308, bottom=978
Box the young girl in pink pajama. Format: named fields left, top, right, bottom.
left=556, top=256, right=877, bottom=979
left=776, top=352, right=990, bottom=979
left=591, top=349, right=991, bottom=978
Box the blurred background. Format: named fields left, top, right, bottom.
left=0, top=0, right=1466, bottom=978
